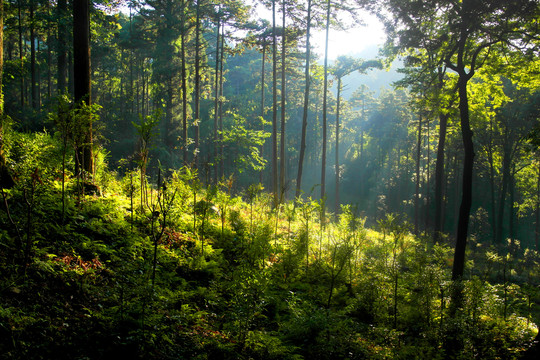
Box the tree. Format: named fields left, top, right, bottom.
left=73, top=0, right=93, bottom=176
left=330, top=56, right=381, bottom=213
left=0, top=0, right=14, bottom=189
left=380, top=0, right=540, bottom=286
left=295, top=0, right=312, bottom=200
left=57, top=0, right=68, bottom=94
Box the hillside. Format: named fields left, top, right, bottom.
left=1, top=131, right=538, bottom=359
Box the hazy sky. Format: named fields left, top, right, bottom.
left=251, top=1, right=386, bottom=61
left=310, top=11, right=386, bottom=61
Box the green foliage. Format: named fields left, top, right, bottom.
left=1, top=129, right=539, bottom=359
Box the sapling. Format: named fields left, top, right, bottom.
left=133, top=110, right=160, bottom=211
left=197, top=185, right=217, bottom=257
left=147, top=168, right=177, bottom=289
left=246, top=183, right=263, bottom=235
left=23, top=168, right=42, bottom=268
left=218, top=175, right=234, bottom=241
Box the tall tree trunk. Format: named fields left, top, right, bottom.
left=335, top=77, right=341, bottom=213
left=0, top=0, right=10, bottom=189
left=536, top=163, right=540, bottom=251
left=415, top=114, right=422, bottom=235
left=321, top=0, right=331, bottom=203
left=194, top=0, right=201, bottom=169
left=46, top=2, right=52, bottom=100
left=57, top=0, right=68, bottom=94
left=213, top=16, right=221, bottom=183
left=451, top=71, right=474, bottom=283
left=165, top=79, right=173, bottom=149
left=488, top=117, right=497, bottom=243
left=218, top=25, right=225, bottom=180
left=496, top=145, right=512, bottom=244
left=0, top=0, right=3, bottom=113
left=295, top=0, right=312, bottom=199
left=260, top=41, right=267, bottom=185
left=30, top=0, right=38, bottom=109
left=73, top=0, right=93, bottom=176
left=180, top=0, right=188, bottom=166
left=425, top=116, right=431, bottom=231
left=271, top=0, right=278, bottom=206
left=509, top=166, right=515, bottom=242
left=18, top=0, right=25, bottom=108
left=279, top=0, right=286, bottom=202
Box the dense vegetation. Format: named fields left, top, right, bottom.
left=0, top=0, right=539, bottom=358
left=0, top=132, right=539, bottom=359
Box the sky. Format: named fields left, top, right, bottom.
left=250, top=1, right=387, bottom=61
left=310, top=11, right=386, bottom=61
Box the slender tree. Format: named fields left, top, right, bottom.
left=321, top=0, right=330, bottom=202
left=295, top=0, right=312, bottom=199
left=279, top=0, right=287, bottom=202
left=57, top=0, right=68, bottom=94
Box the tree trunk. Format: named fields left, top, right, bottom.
left=18, top=0, right=25, bottom=108
left=509, top=165, right=516, bottom=241
left=271, top=0, right=278, bottom=206
left=321, top=0, right=331, bottom=203
left=180, top=0, right=188, bottom=165
left=213, top=16, right=221, bottom=183
left=260, top=41, right=267, bottom=185
left=425, top=116, right=430, bottom=231
left=496, top=144, right=512, bottom=244
left=0, top=0, right=11, bottom=190
left=415, top=114, right=422, bottom=235
left=73, top=0, right=93, bottom=176
left=30, top=0, right=38, bottom=109
left=451, top=72, right=474, bottom=283
left=536, top=164, right=540, bottom=251
left=295, top=0, right=312, bottom=199
left=57, top=0, right=68, bottom=94
left=279, top=0, right=286, bottom=202
left=335, top=77, right=341, bottom=213
left=194, top=0, right=201, bottom=169
left=218, top=26, right=225, bottom=179
left=0, top=0, right=3, bottom=112
left=488, top=118, right=497, bottom=243
left=46, top=2, right=52, bottom=100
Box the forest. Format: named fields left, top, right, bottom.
left=0, top=0, right=539, bottom=359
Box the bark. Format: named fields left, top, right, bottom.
left=218, top=26, right=225, bottom=179
left=30, top=0, right=38, bottom=109
left=496, top=144, right=512, bottom=244
left=18, top=0, right=25, bottom=108
left=279, top=0, right=286, bottom=202
left=57, top=0, right=68, bottom=94
left=295, top=0, right=312, bottom=199
left=260, top=41, right=267, bottom=185
left=180, top=0, right=188, bottom=165
left=415, top=114, right=422, bottom=235
left=194, top=0, right=201, bottom=169
left=451, top=72, right=474, bottom=282
left=321, top=0, right=331, bottom=202
left=425, top=117, right=431, bottom=231
left=213, top=16, right=221, bottom=183
left=271, top=0, right=278, bottom=206
left=335, top=77, right=341, bottom=213
left=488, top=117, right=496, bottom=243
left=536, top=165, right=540, bottom=251
left=1, top=0, right=14, bottom=190
left=73, top=0, right=93, bottom=175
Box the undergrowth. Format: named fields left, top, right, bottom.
left=0, top=131, right=539, bottom=359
